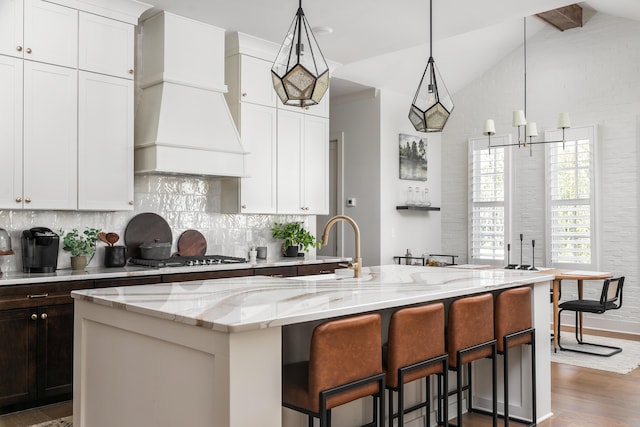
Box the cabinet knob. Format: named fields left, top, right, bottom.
left=241, top=204, right=247, bottom=209
left=25, top=198, right=31, bottom=203
left=41, top=313, right=48, bottom=320
left=16, top=197, right=22, bottom=203
left=16, top=45, right=23, bottom=52
left=128, top=69, right=134, bottom=74
left=31, top=314, right=37, bottom=320
left=26, top=47, right=32, bottom=54
left=129, top=200, right=134, bottom=205
left=242, top=93, right=247, bottom=97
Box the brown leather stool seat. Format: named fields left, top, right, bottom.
left=282, top=313, right=385, bottom=427
left=385, top=303, right=448, bottom=426
left=447, top=293, right=497, bottom=427
left=495, top=286, right=536, bottom=427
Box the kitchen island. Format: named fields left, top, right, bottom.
left=71, top=264, right=554, bottom=427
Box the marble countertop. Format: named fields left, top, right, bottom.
left=0, top=256, right=347, bottom=286
left=72, top=264, right=555, bottom=333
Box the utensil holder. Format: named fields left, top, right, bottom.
left=105, top=246, right=126, bottom=268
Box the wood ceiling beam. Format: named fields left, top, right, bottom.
left=536, top=4, right=582, bottom=31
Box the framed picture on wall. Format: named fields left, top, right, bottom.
left=399, top=133, right=428, bottom=181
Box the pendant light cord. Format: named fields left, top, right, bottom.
left=429, top=0, right=433, bottom=58
left=524, top=17, right=527, bottom=118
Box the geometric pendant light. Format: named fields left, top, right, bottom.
left=271, top=0, right=330, bottom=107
left=409, top=0, right=454, bottom=132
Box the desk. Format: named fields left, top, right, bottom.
left=547, top=270, right=612, bottom=352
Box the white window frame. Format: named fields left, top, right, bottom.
left=544, top=125, right=599, bottom=270
left=468, top=135, right=512, bottom=265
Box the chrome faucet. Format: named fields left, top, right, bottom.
left=321, top=215, right=362, bottom=278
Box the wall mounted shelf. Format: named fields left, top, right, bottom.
left=395, top=206, right=440, bottom=211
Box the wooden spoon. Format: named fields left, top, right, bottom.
left=98, top=232, right=110, bottom=246
left=106, top=232, right=120, bottom=246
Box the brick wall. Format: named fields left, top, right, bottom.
left=442, top=12, right=640, bottom=335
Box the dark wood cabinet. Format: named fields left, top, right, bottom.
left=0, top=280, right=92, bottom=413
left=255, top=266, right=298, bottom=278
left=94, top=275, right=162, bottom=288
left=297, top=263, right=341, bottom=276
left=161, top=268, right=254, bottom=283
left=0, top=308, right=37, bottom=408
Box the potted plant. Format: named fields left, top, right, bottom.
left=272, top=222, right=321, bottom=257
left=60, top=228, right=101, bottom=270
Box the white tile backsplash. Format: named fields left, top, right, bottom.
left=0, top=175, right=314, bottom=273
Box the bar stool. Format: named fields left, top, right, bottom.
left=282, top=313, right=385, bottom=427
left=495, top=287, right=536, bottom=427
left=447, top=293, right=497, bottom=427
left=385, top=303, right=448, bottom=426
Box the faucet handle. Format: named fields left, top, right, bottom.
left=338, top=262, right=353, bottom=269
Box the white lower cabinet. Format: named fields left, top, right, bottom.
left=23, top=61, right=78, bottom=210
left=78, top=71, right=134, bottom=210
left=277, top=110, right=329, bottom=215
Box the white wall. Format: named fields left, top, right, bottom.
left=442, top=12, right=640, bottom=335
left=379, top=90, right=442, bottom=264
left=330, top=90, right=382, bottom=265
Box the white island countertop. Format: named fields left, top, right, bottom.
left=71, top=264, right=554, bottom=333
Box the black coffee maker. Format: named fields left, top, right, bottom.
left=22, top=227, right=59, bottom=273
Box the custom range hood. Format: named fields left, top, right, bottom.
left=135, top=12, right=245, bottom=177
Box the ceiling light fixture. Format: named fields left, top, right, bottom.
left=409, top=0, right=454, bottom=132
left=483, top=17, right=571, bottom=155
left=271, top=0, right=329, bottom=107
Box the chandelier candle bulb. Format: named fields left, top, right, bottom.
left=557, top=113, right=571, bottom=129
left=513, top=110, right=527, bottom=126
left=483, top=119, right=496, bottom=135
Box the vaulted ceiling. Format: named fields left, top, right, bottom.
left=142, top=0, right=640, bottom=97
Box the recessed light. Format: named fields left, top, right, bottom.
left=312, top=26, right=334, bottom=36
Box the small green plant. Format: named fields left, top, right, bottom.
left=271, top=222, right=321, bottom=253
left=60, top=228, right=101, bottom=257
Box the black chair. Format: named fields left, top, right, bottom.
left=557, top=276, right=625, bottom=356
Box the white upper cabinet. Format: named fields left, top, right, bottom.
left=277, top=110, right=329, bottom=215
left=0, top=55, right=23, bottom=209
left=23, top=61, right=78, bottom=210
left=0, top=0, right=24, bottom=59
left=23, top=0, right=78, bottom=68
left=238, top=55, right=277, bottom=107
left=79, top=12, right=134, bottom=79
left=78, top=71, right=134, bottom=210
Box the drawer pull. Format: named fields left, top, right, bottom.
left=31, top=313, right=37, bottom=320
left=270, top=274, right=284, bottom=278
left=27, top=293, right=49, bottom=299
left=318, top=270, right=331, bottom=274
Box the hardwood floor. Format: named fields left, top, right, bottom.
left=0, top=363, right=638, bottom=426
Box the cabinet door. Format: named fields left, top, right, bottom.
left=23, top=61, right=78, bottom=210
left=0, top=0, right=24, bottom=58
left=23, top=0, right=78, bottom=68
left=78, top=71, right=134, bottom=210
left=79, top=12, right=134, bottom=79
left=0, top=55, right=23, bottom=209
left=277, top=109, right=304, bottom=214
left=240, top=55, right=277, bottom=107
left=239, top=103, right=277, bottom=214
left=37, top=304, right=73, bottom=398
left=302, top=115, right=329, bottom=214
left=0, top=308, right=37, bottom=407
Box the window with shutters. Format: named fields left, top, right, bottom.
left=545, top=125, right=596, bottom=267
left=468, top=135, right=511, bottom=263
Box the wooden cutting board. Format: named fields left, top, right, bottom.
left=124, top=213, right=172, bottom=259
left=176, top=230, right=207, bottom=256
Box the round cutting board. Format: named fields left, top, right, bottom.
left=176, top=230, right=207, bottom=256
left=124, top=213, right=172, bottom=259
